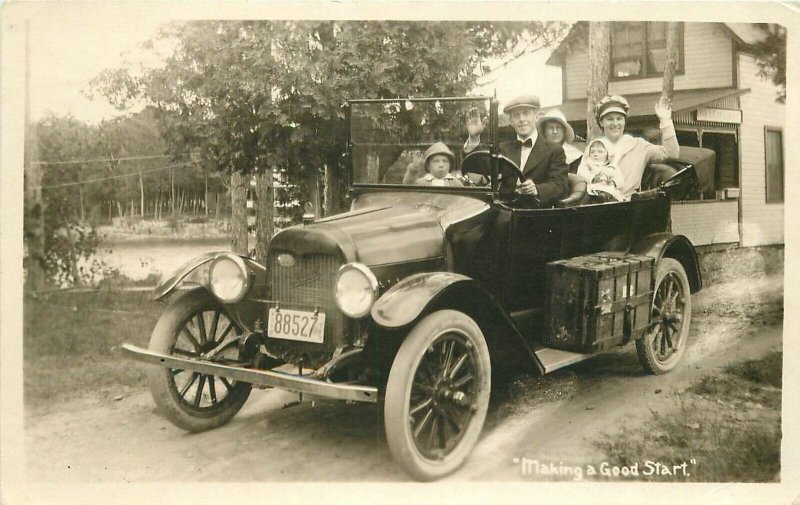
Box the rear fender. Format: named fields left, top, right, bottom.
left=629, top=233, right=702, bottom=293
left=372, top=272, right=544, bottom=374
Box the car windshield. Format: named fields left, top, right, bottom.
left=349, top=98, right=492, bottom=187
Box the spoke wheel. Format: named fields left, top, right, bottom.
left=384, top=310, right=490, bottom=481
left=147, top=289, right=251, bottom=432
left=636, top=258, right=691, bottom=374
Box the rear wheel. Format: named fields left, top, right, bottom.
left=147, top=289, right=251, bottom=432
left=384, top=310, right=491, bottom=481
left=636, top=258, right=691, bottom=374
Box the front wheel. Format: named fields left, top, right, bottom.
left=147, top=289, right=252, bottom=432
left=384, top=310, right=491, bottom=481
left=636, top=258, right=692, bottom=374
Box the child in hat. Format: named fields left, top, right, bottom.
left=577, top=138, right=625, bottom=202
left=415, top=142, right=464, bottom=187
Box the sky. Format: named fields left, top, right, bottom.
left=26, top=16, right=563, bottom=124
left=28, top=16, right=170, bottom=123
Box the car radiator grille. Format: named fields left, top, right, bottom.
left=269, top=253, right=340, bottom=310
left=266, top=252, right=349, bottom=366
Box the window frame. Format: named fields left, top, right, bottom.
left=610, top=21, right=685, bottom=81
left=764, top=126, right=784, bottom=204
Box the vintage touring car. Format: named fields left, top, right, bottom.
left=123, top=96, right=703, bottom=480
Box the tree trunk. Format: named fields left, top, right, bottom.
left=324, top=161, right=347, bottom=216
left=205, top=174, right=209, bottom=216
left=79, top=185, right=85, bottom=223
left=230, top=171, right=249, bottom=254
left=139, top=169, right=145, bottom=217
left=215, top=192, right=221, bottom=219
left=170, top=167, right=175, bottom=216
left=661, top=22, right=680, bottom=101
left=24, top=19, right=46, bottom=291
left=254, top=168, right=274, bottom=265
left=304, top=168, right=321, bottom=219
left=586, top=22, right=611, bottom=141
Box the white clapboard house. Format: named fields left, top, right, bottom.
left=543, top=22, right=785, bottom=247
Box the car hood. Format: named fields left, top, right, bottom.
left=270, top=192, right=489, bottom=265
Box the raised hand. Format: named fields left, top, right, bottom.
left=466, top=107, right=486, bottom=139
left=655, top=96, right=673, bottom=120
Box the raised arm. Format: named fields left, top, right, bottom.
left=646, top=97, right=680, bottom=162
left=464, top=107, right=486, bottom=154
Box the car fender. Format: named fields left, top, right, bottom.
left=629, top=233, right=702, bottom=293
left=372, top=272, right=544, bottom=374
left=153, top=252, right=267, bottom=301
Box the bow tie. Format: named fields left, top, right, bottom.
left=518, top=138, right=533, bottom=148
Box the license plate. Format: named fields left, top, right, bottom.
left=268, top=308, right=325, bottom=343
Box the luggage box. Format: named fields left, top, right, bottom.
left=544, top=252, right=654, bottom=353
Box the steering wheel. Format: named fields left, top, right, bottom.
left=659, top=166, right=690, bottom=190
left=461, top=151, right=541, bottom=208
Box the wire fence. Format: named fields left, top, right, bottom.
left=35, top=161, right=198, bottom=190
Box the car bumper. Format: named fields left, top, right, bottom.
left=121, top=344, right=378, bottom=403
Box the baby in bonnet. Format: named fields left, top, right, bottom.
left=577, top=137, right=625, bottom=202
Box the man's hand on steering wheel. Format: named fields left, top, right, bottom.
left=516, top=179, right=538, bottom=196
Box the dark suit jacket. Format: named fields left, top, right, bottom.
left=499, top=137, right=569, bottom=207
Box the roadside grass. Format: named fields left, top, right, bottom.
left=596, top=352, right=782, bottom=482
left=23, top=289, right=163, bottom=410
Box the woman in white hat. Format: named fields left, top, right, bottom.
left=577, top=95, right=679, bottom=199
left=537, top=109, right=584, bottom=171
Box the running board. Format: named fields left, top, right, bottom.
left=121, top=344, right=378, bottom=403
left=534, top=347, right=594, bottom=374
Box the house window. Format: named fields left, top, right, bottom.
left=764, top=128, right=784, bottom=203
left=611, top=22, right=682, bottom=79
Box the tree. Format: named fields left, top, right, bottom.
left=661, top=22, right=681, bottom=101
left=91, top=21, right=565, bottom=258
left=586, top=22, right=610, bottom=140
left=750, top=23, right=786, bottom=103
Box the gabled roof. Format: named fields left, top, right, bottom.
left=546, top=22, right=769, bottom=67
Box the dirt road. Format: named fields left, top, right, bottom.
left=24, top=275, right=783, bottom=482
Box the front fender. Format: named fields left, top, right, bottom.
left=153, top=252, right=268, bottom=301
left=153, top=252, right=220, bottom=300
left=371, top=272, right=470, bottom=328
left=629, top=233, right=702, bottom=293
left=371, top=272, right=543, bottom=374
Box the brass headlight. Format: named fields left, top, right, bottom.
left=208, top=254, right=250, bottom=303
left=335, top=263, right=379, bottom=318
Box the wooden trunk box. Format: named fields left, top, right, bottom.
left=544, top=252, right=654, bottom=353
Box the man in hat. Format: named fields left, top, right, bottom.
left=465, top=95, right=569, bottom=206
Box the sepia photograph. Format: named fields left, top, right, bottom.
left=1, top=1, right=798, bottom=503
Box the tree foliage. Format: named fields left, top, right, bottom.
left=90, top=21, right=566, bottom=208
left=750, top=23, right=786, bottom=103
left=28, top=110, right=223, bottom=286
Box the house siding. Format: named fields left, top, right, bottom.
left=563, top=23, right=734, bottom=100
left=672, top=200, right=739, bottom=245
left=737, top=54, right=785, bottom=246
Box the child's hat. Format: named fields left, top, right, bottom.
left=589, top=137, right=616, bottom=160
left=424, top=142, right=455, bottom=171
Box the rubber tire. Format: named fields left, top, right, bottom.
left=384, top=310, right=491, bottom=481
left=147, top=289, right=251, bottom=432
left=636, top=258, right=692, bottom=375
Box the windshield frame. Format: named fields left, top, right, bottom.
left=346, top=96, right=500, bottom=194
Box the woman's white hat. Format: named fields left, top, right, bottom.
left=537, top=109, right=575, bottom=143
